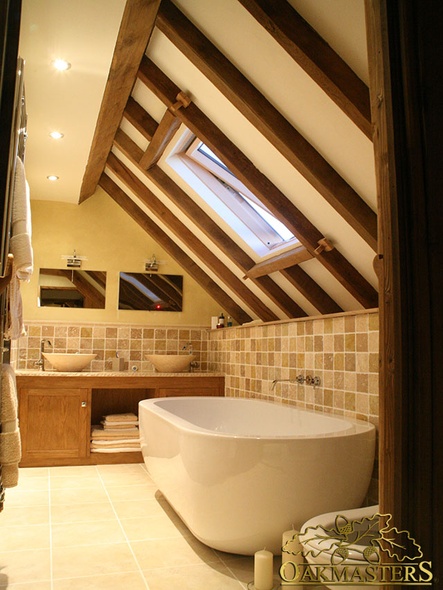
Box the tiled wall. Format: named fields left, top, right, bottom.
left=13, top=322, right=210, bottom=372
left=207, top=310, right=379, bottom=424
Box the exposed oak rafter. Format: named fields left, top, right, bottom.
left=105, top=153, right=281, bottom=322
left=99, top=173, right=252, bottom=325
left=244, top=246, right=313, bottom=279
left=137, top=58, right=377, bottom=309
left=79, top=0, right=161, bottom=203
left=114, top=127, right=311, bottom=318
left=238, top=0, right=372, bottom=139
left=156, top=0, right=378, bottom=251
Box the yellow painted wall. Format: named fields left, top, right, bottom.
left=21, top=188, right=222, bottom=326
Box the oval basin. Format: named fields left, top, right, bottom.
left=146, top=354, right=196, bottom=373
left=42, top=353, right=97, bottom=372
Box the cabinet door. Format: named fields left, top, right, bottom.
left=19, top=388, right=91, bottom=464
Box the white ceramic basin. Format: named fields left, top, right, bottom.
left=146, top=354, right=196, bottom=373
left=42, top=353, right=97, bottom=372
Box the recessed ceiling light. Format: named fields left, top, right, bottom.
left=49, top=131, right=64, bottom=139
left=52, top=59, right=71, bottom=71
left=47, top=175, right=59, bottom=181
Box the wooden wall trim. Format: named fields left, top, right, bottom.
left=366, top=0, right=443, bottom=572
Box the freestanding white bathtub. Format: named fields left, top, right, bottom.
left=139, top=396, right=376, bottom=555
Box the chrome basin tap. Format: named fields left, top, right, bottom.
left=35, top=339, right=52, bottom=371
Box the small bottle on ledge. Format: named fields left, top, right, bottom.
left=217, top=312, right=225, bottom=328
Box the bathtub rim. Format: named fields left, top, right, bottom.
left=139, top=396, right=375, bottom=441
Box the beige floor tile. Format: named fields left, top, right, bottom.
left=50, top=486, right=110, bottom=505
left=51, top=501, right=115, bottom=524
left=52, top=519, right=127, bottom=548
left=130, top=536, right=220, bottom=569
left=105, top=483, right=154, bottom=502
left=3, top=488, right=49, bottom=506
left=143, top=562, right=246, bottom=589
left=50, top=476, right=103, bottom=490
left=0, top=504, right=49, bottom=526
left=50, top=465, right=99, bottom=478
left=119, top=514, right=188, bottom=541
left=0, top=582, right=52, bottom=589
left=52, top=571, right=149, bottom=590
left=216, top=554, right=256, bottom=586
left=0, top=548, right=51, bottom=585
left=13, top=476, right=49, bottom=491
left=111, top=498, right=169, bottom=519
left=18, top=467, right=50, bottom=478
left=52, top=542, right=139, bottom=579
left=0, top=524, right=50, bottom=551
left=96, top=463, right=146, bottom=475
left=100, top=470, right=154, bottom=487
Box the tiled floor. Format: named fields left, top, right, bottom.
left=0, top=463, right=283, bottom=589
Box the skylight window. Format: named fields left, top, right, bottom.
left=179, top=137, right=295, bottom=253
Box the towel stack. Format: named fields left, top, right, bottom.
left=0, top=364, right=21, bottom=487
left=90, top=413, right=140, bottom=453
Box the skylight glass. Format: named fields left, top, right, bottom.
left=183, top=139, right=295, bottom=251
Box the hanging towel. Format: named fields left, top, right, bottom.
left=10, top=157, right=33, bottom=279
left=0, top=364, right=21, bottom=488
left=6, top=157, right=33, bottom=339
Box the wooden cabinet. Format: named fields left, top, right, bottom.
left=17, top=373, right=224, bottom=467
left=19, top=388, right=91, bottom=464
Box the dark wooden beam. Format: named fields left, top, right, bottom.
left=79, top=0, right=161, bottom=203
left=238, top=0, right=372, bottom=138
left=244, top=245, right=313, bottom=279
left=106, top=152, right=280, bottom=322
left=156, top=0, right=377, bottom=250
left=123, top=97, right=158, bottom=142
left=99, top=173, right=252, bottom=325
left=139, top=109, right=181, bottom=169
left=114, top=129, right=308, bottom=318
left=138, top=58, right=378, bottom=309
left=281, top=266, right=342, bottom=315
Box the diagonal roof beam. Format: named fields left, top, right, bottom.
left=99, top=173, right=252, bottom=325
left=79, top=0, right=161, bottom=203
left=156, top=0, right=377, bottom=251
left=238, top=0, right=372, bottom=138
left=106, top=152, right=281, bottom=322
left=137, top=58, right=377, bottom=309
left=114, top=127, right=314, bottom=317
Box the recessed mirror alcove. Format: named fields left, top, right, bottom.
left=39, top=269, right=107, bottom=309
left=118, top=272, right=183, bottom=311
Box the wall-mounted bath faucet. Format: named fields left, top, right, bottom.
left=182, top=342, right=193, bottom=354
left=272, top=375, right=321, bottom=390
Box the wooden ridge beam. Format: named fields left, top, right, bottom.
left=114, top=128, right=307, bottom=318
left=99, top=173, right=252, bottom=325
left=244, top=245, right=313, bottom=279
left=79, top=0, right=161, bottom=203
left=238, top=0, right=372, bottom=138
left=137, top=58, right=378, bottom=308
left=105, top=152, right=280, bottom=322
left=156, top=0, right=377, bottom=250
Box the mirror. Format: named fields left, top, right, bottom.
left=39, top=269, right=107, bottom=309
left=119, top=273, right=183, bottom=311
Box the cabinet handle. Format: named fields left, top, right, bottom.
left=81, top=401, right=87, bottom=408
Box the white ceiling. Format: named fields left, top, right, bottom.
left=19, top=0, right=126, bottom=204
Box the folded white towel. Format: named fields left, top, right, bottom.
left=90, top=447, right=141, bottom=453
